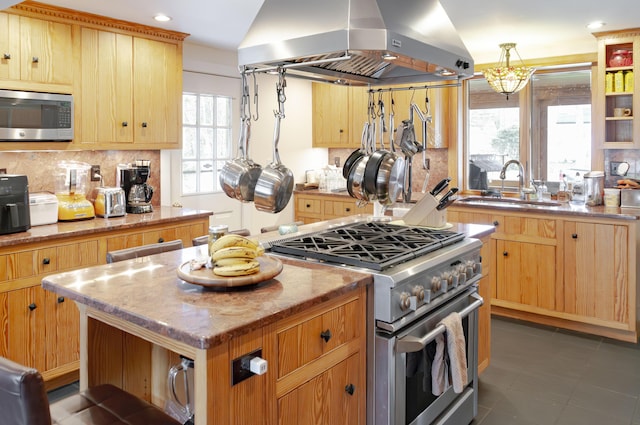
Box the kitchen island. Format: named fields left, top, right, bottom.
left=41, top=217, right=494, bottom=424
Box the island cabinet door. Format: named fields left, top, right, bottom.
left=563, top=221, right=630, bottom=326
left=277, top=353, right=361, bottom=425
left=4, top=286, right=46, bottom=370
left=44, top=290, right=79, bottom=370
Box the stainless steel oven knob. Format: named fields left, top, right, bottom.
left=430, top=276, right=442, bottom=293
left=399, top=291, right=417, bottom=311
left=457, top=265, right=467, bottom=284
left=412, top=285, right=425, bottom=302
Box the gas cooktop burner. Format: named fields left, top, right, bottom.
left=269, top=222, right=465, bottom=271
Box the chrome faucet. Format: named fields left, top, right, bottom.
left=499, top=159, right=526, bottom=199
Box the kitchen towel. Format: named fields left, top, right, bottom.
left=431, top=312, right=467, bottom=395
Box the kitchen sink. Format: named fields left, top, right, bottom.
left=456, top=196, right=562, bottom=208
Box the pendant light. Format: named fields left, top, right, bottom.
left=482, top=43, right=534, bottom=100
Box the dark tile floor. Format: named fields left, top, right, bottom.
left=474, top=317, right=640, bottom=425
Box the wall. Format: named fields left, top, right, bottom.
left=605, top=149, right=640, bottom=186
left=0, top=150, right=161, bottom=204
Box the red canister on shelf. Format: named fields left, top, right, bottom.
left=609, top=50, right=633, bottom=67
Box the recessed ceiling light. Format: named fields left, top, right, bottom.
left=587, top=21, right=605, bottom=30
left=154, top=14, right=172, bottom=22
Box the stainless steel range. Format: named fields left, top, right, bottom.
left=265, top=219, right=483, bottom=425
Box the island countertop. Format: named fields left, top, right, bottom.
left=42, top=245, right=373, bottom=350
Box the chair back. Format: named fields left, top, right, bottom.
left=192, top=229, right=251, bottom=246
left=0, top=356, right=52, bottom=425
left=106, top=240, right=184, bottom=263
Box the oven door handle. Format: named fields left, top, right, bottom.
left=396, top=293, right=484, bottom=354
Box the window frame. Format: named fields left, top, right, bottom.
left=460, top=58, right=598, bottom=194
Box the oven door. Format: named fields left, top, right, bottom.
left=374, top=289, right=482, bottom=425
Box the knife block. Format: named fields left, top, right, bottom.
left=400, top=194, right=447, bottom=228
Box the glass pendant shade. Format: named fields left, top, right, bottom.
left=483, top=43, right=534, bottom=99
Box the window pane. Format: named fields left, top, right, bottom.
left=217, top=97, right=232, bottom=127
left=200, top=127, right=214, bottom=158
left=182, top=161, right=197, bottom=194
left=200, top=95, right=214, bottom=126
left=199, top=161, right=214, bottom=192
left=217, top=128, right=232, bottom=158
left=183, top=94, right=197, bottom=125
left=468, top=78, right=520, bottom=189
left=531, top=69, right=591, bottom=183
left=182, top=127, right=197, bottom=159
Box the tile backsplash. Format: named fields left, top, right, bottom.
left=0, top=151, right=161, bottom=205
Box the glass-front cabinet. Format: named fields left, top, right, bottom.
left=595, top=30, right=640, bottom=148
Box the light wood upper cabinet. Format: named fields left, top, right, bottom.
left=0, top=12, right=72, bottom=87
left=79, top=29, right=181, bottom=149
left=312, top=83, right=351, bottom=148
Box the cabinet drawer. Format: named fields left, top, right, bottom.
left=297, top=197, right=322, bottom=215
left=277, top=297, right=361, bottom=379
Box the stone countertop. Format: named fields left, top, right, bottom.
left=0, top=206, right=212, bottom=247
left=449, top=196, right=640, bottom=221
left=42, top=245, right=373, bottom=350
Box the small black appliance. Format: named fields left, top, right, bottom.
left=0, top=174, right=31, bottom=234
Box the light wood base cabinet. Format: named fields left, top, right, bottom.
left=449, top=206, right=638, bottom=342
left=294, top=192, right=373, bottom=224
left=0, top=215, right=208, bottom=390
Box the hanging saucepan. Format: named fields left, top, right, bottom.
left=219, top=71, right=262, bottom=202
left=363, top=98, right=389, bottom=202
left=343, top=122, right=369, bottom=179
left=348, top=121, right=375, bottom=202
left=254, top=72, right=294, bottom=213
left=375, top=103, right=405, bottom=205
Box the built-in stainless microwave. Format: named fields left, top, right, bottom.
left=0, top=89, right=73, bottom=141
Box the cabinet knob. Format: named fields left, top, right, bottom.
left=57, top=296, right=65, bottom=303
left=345, top=208, right=351, bottom=212
left=320, top=329, right=332, bottom=343
left=345, top=383, right=355, bottom=395
left=158, top=238, right=165, bottom=243
left=493, top=220, right=499, bottom=226
left=339, top=129, right=344, bottom=133
left=141, top=122, right=148, bottom=128
left=122, top=121, right=128, bottom=127
left=2, top=53, right=10, bottom=60
left=32, top=56, right=39, bottom=63
left=28, top=303, right=37, bottom=311
left=503, top=251, right=508, bottom=257
left=42, top=257, right=50, bottom=265
left=571, top=233, right=578, bottom=239
left=306, top=204, right=311, bottom=208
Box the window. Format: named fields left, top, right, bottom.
left=182, top=93, right=233, bottom=195
left=466, top=66, right=592, bottom=193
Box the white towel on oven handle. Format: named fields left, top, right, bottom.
left=431, top=312, right=467, bottom=395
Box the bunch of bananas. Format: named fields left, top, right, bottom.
left=209, top=234, right=264, bottom=277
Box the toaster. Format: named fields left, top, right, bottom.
left=94, top=187, right=126, bottom=218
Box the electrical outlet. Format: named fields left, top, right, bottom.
left=610, top=161, right=625, bottom=176
left=90, top=165, right=101, bottom=181
left=334, top=156, right=340, bottom=167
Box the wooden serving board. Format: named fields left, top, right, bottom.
left=177, top=255, right=283, bottom=288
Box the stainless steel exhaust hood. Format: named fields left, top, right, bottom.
left=238, top=0, right=474, bottom=86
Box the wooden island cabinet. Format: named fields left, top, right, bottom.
left=0, top=208, right=210, bottom=390
left=294, top=191, right=373, bottom=224
left=448, top=203, right=639, bottom=342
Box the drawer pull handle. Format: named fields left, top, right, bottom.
left=2, top=53, right=10, bottom=60
left=142, top=122, right=148, bottom=128
left=345, top=208, right=351, bottom=212
left=345, top=383, right=355, bottom=395
left=28, top=303, right=37, bottom=311
left=320, top=329, right=332, bottom=343
left=122, top=121, right=128, bottom=127
left=42, top=257, right=50, bottom=265
left=339, top=129, right=344, bottom=133
left=306, top=204, right=311, bottom=208
left=158, top=238, right=165, bottom=243
left=571, top=233, right=578, bottom=239
left=32, top=56, right=39, bottom=63
left=503, top=251, right=508, bottom=257
left=493, top=220, right=499, bottom=226
left=57, top=296, right=65, bottom=303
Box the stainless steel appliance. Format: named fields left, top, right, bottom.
left=0, top=174, right=31, bottom=234
left=263, top=219, right=483, bottom=425
left=93, top=187, right=126, bottom=218
left=239, top=0, right=474, bottom=86
left=0, top=89, right=73, bottom=141
left=118, top=161, right=154, bottom=214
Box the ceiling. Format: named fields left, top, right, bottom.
left=9, top=0, right=640, bottom=65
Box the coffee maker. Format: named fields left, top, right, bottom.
left=117, top=161, right=154, bottom=214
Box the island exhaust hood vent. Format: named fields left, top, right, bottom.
left=238, top=0, right=474, bottom=86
